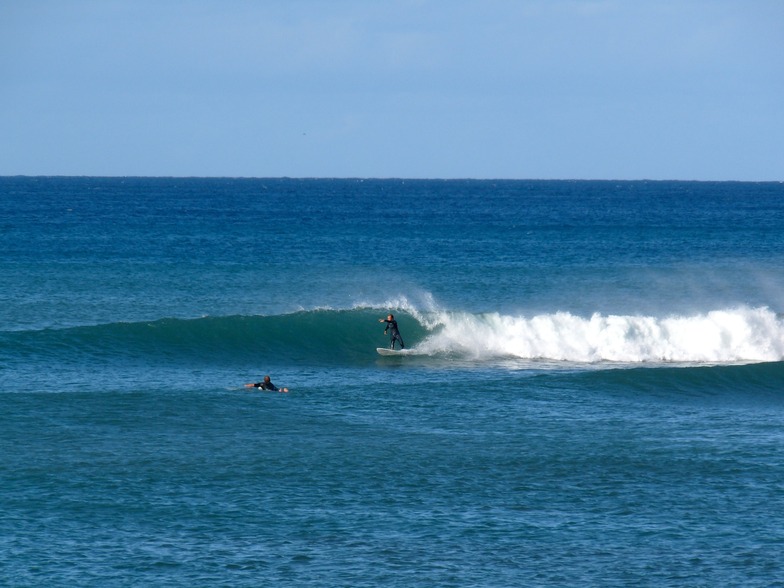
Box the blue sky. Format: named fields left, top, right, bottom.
left=1, top=0, right=782, bottom=179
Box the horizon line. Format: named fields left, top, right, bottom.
left=1, top=175, right=781, bottom=184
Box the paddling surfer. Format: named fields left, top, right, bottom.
left=379, top=314, right=405, bottom=350
left=245, top=375, right=289, bottom=393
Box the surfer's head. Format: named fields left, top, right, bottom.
left=263, top=375, right=271, bottom=383
left=388, top=314, right=394, bottom=320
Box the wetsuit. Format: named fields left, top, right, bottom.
left=383, top=319, right=405, bottom=349
left=253, top=381, right=279, bottom=391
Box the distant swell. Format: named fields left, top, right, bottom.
left=571, top=361, right=784, bottom=395
left=2, top=306, right=783, bottom=369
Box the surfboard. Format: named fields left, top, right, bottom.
left=376, top=347, right=407, bottom=356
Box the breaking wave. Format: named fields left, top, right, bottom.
left=415, top=306, right=784, bottom=364
left=2, top=305, right=783, bottom=369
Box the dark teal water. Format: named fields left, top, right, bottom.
left=2, top=177, right=784, bottom=586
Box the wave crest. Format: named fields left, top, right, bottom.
left=418, top=306, right=784, bottom=363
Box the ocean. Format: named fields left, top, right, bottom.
left=2, top=176, right=783, bottom=586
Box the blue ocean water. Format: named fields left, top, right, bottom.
left=2, top=177, right=784, bottom=586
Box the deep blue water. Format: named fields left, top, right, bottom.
left=2, top=177, right=784, bottom=586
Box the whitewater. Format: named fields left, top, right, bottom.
left=410, top=305, right=784, bottom=363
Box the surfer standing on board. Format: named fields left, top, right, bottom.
left=379, top=314, right=405, bottom=350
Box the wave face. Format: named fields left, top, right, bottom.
left=4, top=306, right=783, bottom=371
left=1, top=309, right=390, bottom=369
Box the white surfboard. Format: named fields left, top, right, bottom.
left=376, top=347, right=407, bottom=356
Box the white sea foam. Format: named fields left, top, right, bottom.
left=416, top=306, right=784, bottom=364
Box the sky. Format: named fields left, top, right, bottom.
left=1, top=0, right=782, bottom=180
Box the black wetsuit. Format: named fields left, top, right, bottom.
left=253, top=381, right=278, bottom=391
left=383, top=319, right=405, bottom=349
